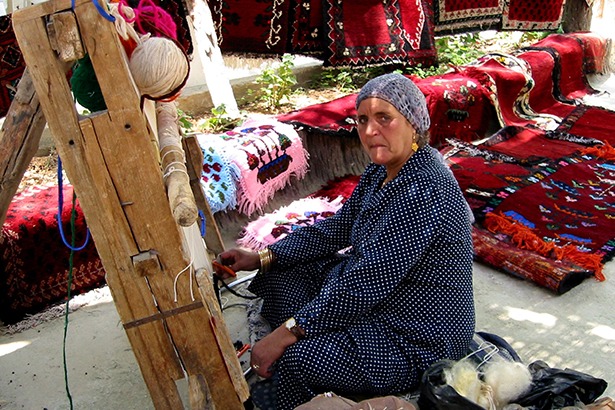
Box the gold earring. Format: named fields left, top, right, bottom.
left=412, top=142, right=419, bottom=152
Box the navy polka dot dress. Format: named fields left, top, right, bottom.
left=248, top=147, right=475, bottom=409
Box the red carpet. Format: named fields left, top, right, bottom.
left=530, top=33, right=598, bottom=100
left=433, top=0, right=502, bottom=34
left=289, top=0, right=323, bottom=54
left=516, top=49, right=577, bottom=119
left=556, top=105, right=615, bottom=146
left=502, top=0, right=566, bottom=30
left=324, top=0, right=436, bottom=67
left=460, top=53, right=536, bottom=128
left=276, top=93, right=358, bottom=136
left=414, top=70, right=495, bottom=148
left=1, top=185, right=105, bottom=324
left=208, top=0, right=291, bottom=54
left=0, top=14, right=26, bottom=118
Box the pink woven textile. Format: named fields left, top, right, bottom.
left=237, top=197, right=344, bottom=251
left=220, top=118, right=309, bottom=216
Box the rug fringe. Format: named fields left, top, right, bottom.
left=580, top=141, right=615, bottom=160
left=484, top=212, right=605, bottom=281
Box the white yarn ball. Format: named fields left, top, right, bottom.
left=483, top=360, right=532, bottom=407
left=129, top=36, right=189, bottom=99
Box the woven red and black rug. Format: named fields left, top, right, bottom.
left=0, top=184, right=105, bottom=324
left=447, top=128, right=615, bottom=293
left=208, top=0, right=292, bottom=54
left=460, top=53, right=537, bottom=128
left=530, top=33, right=599, bottom=100
left=289, top=0, right=323, bottom=54
left=0, top=14, right=26, bottom=119
left=502, top=0, right=566, bottom=30
left=323, top=0, right=436, bottom=67
left=413, top=70, right=496, bottom=147
left=276, top=93, right=358, bottom=136
left=433, top=0, right=502, bottom=34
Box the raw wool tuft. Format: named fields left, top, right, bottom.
left=444, top=359, right=484, bottom=405
left=129, top=36, right=189, bottom=100
left=482, top=360, right=533, bottom=409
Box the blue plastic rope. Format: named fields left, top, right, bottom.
left=199, top=209, right=206, bottom=237
left=57, top=157, right=91, bottom=251
left=72, top=0, right=116, bottom=22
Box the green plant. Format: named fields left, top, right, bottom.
left=198, top=104, right=242, bottom=133
left=517, top=31, right=549, bottom=47
left=252, top=54, right=298, bottom=109
left=310, top=68, right=357, bottom=92
left=436, top=32, right=484, bottom=68
left=177, top=108, right=195, bottom=134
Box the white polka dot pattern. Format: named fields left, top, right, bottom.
left=248, top=147, right=475, bottom=409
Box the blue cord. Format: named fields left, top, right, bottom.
left=199, top=209, right=206, bottom=237
left=57, top=157, right=91, bottom=251
left=71, top=0, right=116, bottom=22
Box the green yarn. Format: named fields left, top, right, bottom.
left=70, top=54, right=107, bottom=112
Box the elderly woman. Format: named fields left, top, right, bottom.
left=215, top=73, right=475, bottom=409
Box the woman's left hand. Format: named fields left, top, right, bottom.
left=250, top=324, right=299, bottom=378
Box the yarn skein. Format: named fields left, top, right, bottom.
left=70, top=55, right=107, bottom=112
left=128, top=36, right=190, bottom=100
left=119, top=0, right=177, bottom=40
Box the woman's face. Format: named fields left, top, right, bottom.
left=356, top=97, right=417, bottom=172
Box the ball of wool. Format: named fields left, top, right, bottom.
left=70, top=55, right=107, bottom=112
left=128, top=36, right=189, bottom=100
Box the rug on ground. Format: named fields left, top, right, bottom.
left=0, top=184, right=105, bottom=324
left=198, top=118, right=309, bottom=216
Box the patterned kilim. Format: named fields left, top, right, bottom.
left=477, top=148, right=614, bottom=279
left=237, top=197, right=343, bottom=251
left=460, top=53, right=538, bottom=128
left=414, top=70, right=495, bottom=147
left=200, top=118, right=309, bottom=216
left=277, top=72, right=494, bottom=148
left=433, top=0, right=503, bottom=34
left=515, top=49, right=577, bottom=120
left=530, top=33, right=599, bottom=100
left=0, top=184, right=105, bottom=324
left=323, top=0, right=436, bottom=67
left=208, top=0, right=291, bottom=54
left=0, top=14, right=26, bottom=119
left=197, top=133, right=241, bottom=213
left=502, top=0, right=566, bottom=30
left=447, top=127, right=615, bottom=293
left=555, top=105, right=615, bottom=146
left=276, top=93, right=358, bottom=136
left=289, top=0, right=324, bottom=54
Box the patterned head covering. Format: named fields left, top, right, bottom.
left=355, top=72, right=430, bottom=134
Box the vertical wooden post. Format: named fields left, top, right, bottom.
left=12, top=0, right=248, bottom=408
left=0, top=69, right=46, bottom=226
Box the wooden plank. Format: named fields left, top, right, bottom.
left=185, top=225, right=250, bottom=402
left=0, top=69, right=46, bottom=226
left=47, top=11, right=85, bottom=62
left=183, top=134, right=226, bottom=255
left=13, top=2, right=248, bottom=408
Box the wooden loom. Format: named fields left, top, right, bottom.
left=4, top=0, right=248, bottom=408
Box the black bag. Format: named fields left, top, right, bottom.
left=417, top=359, right=485, bottom=410
left=513, top=360, right=608, bottom=410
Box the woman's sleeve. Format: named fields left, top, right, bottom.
left=268, top=176, right=367, bottom=267
left=295, top=176, right=446, bottom=335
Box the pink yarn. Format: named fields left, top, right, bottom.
left=119, top=0, right=177, bottom=40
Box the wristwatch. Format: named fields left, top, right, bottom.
left=284, top=317, right=305, bottom=340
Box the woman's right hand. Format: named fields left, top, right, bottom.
left=213, top=248, right=260, bottom=279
